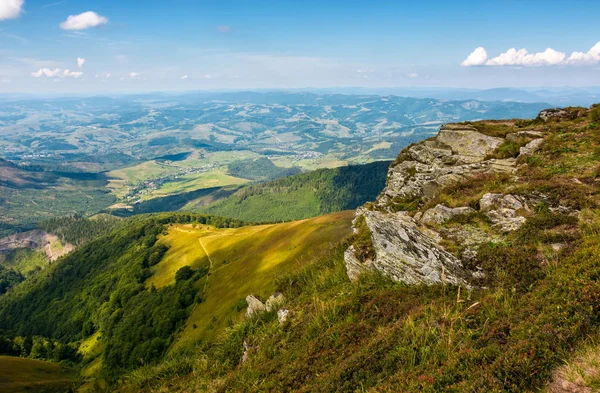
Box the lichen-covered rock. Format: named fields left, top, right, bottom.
left=246, top=293, right=286, bottom=318
left=479, top=193, right=529, bottom=232
left=436, top=124, right=504, bottom=162
left=277, top=308, right=289, bottom=324
left=347, top=210, right=471, bottom=286
left=378, top=127, right=514, bottom=208
left=246, top=295, right=267, bottom=317
left=421, top=204, right=475, bottom=225
left=539, top=108, right=571, bottom=122
left=346, top=117, right=546, bottom=285
left=480, top=193, right=526, bottom=212
left=520, top=138, right=544, bottom=156
left=506, top=130, right=543, bottom=142
left=345, top=245, right=373, bottom=281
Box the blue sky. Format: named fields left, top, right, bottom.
left=1, top=0, right=599, bottom=93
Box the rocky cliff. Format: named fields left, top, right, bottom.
left=345, top=108, right=584, bottom=286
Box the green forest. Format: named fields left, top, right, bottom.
left=200, top=161, right=391, bottom=222
left=0, top=213, right=244, bottom=380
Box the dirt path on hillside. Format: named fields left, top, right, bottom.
left=198, top=238, right=214, bottom=297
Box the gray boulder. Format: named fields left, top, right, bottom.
left=519, top=139, right=544, bottom=156
left=346, top=210, right=470, bottom=286
left=246, top=295, right=267, bottom=317
left=479, top=193, right=529, bottom=232
left=436, top=124, right=504, bottom=162
left=420, top=204, right=475, bottom=225
left=506, top=130, right=543, bottom=142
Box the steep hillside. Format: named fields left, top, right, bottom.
left=195, top=161, right=390, bottom=222
left=0, top=211, right=352, bottom=387
left=116, top=105, right=600, bottom=393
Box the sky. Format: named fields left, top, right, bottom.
left=0, top=0, right=600, bottom=93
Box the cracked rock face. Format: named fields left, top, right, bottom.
left=379, top=128, right=514, bottom=208
left=350, top=210, right=471, bottom=286
left=420, top=204, right=475, bottom=225
left=436, top=125, right=504, bottom=162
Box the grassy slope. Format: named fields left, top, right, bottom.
left=0, top=356, right=78, bottom=393
left=119, top=106, right=600, bottom=393
left=154, top=211, right=354, bottom=348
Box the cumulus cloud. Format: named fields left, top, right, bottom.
left=129, top=72, right=140, bottom=79
left=62, top=69, right=83, bottom=78
left=60, top=11, right=108, bottom=30
left=406, top=73, right=419, bottom=78
left=217, top=25, right=231, bottom=33
left=0, top=0, right=24, bottom=20
left=486, top=47, right=565, bottom=66
left=31, top=59, right=86, bottom=78
left=461, top=47, right=488, bottom=66
left=203, top=74, right=212, bottom=79
left=31, top=67, right=83, bottom=78
left=31, top=68, right=62, bottom=78
left=181, top=75, right=188, bottom=80
left=462, top=42, right=600, bottom=67
left=567, top=41, right=600, bottom=65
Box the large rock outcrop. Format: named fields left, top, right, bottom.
left=345, top=116, right=551, bottom=285
left=379, top=126, right=514, bottom=207
left=346, top=209, right=471, bottom=286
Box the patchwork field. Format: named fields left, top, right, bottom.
left=0, top=356, right=78, bottom=393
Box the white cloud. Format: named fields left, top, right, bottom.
left=461, top=47, right=488, bottom=66
left=217, top=25, right=231, bottom=33
left=60, top=11, right=108, bottom=30
left=31, top=68, right=62, bottom=78
left=462, top=42, right=600, bottom=67
left=0, top=0, right=24, bottom=20
left=407, top=73, right=419, bottom=78
left=62, top=69, right=83, bottom=78
left=486, top=47, right=565, bottom=66
left=31, top=67, right=83, bottom=78
left=181, top=74, right=188, bottom=80
left=567, top=41, right=600, bottom=65
left=77, top=57, right=85, bottom=68
left=129, top=72, right=140, bottom=79
left=203, top=74, right=212, bottom=79
left=31, top=60, right=84, bottom=79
